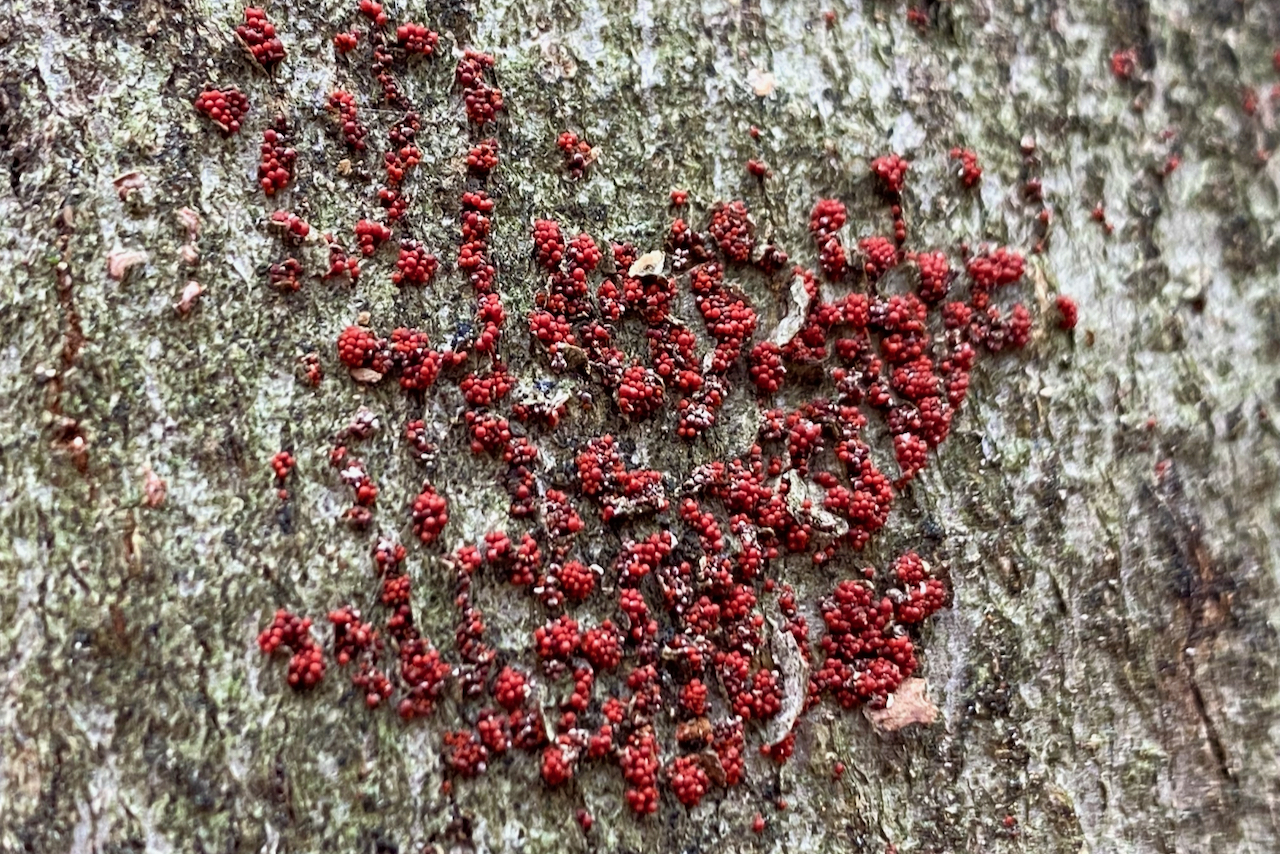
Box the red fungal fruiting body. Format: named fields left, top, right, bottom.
left=915, top=250, right=952, bottom=303
left=1110, top=47, right=1138, bottom=81
left=297, top=352, right=322, bottom=386
left=287, top=644, right=325, bottom=688
left=476, top=710, right=510, bottom=754
left=892, top=551, right=948, bottom=623
left=621, top=729, right=661, bottom=814
left=565, top=232, right=602, bottom=272
left=859, top=236, right=898, bottom=279
left=752, top=813, right=766, bottom=833
left=747, top=158, right=770, bottom=178
left=948, top=147, right=981, bottom=187
left=258, top=610, right=325, bottom=690
left=762, top=731, right=795, bottom=763
left=541, top=740, right=577, bottom=786
left=236, top=8, right=286, bottom=69
left=481, top=530, right=512, bottom=567
left=749, top=341, right=786, bottom=393
left=535, top=615, right=581, bottom=660
left=268, top=257, right=304, bottom=292
left=493, top=665, right=529, bottom=710
left=557, top=131, right=595, bottom=179
left=581, top=621, right=622, bottom=670
left=389, top=327, right=443, bottom=390
left=460, top=365, right=513, bottom=407
left=809, top=198, right=847, bottom=236
left=355, top=219, right=392, bottom=255
left=258, top=117, right=295, bottom=195
left=556, top=560, right=596, bottom=601
left=810, top=198, right=849, bottom=278
left=411, top=482, right=448, bottom=544
left=708, top=200, right=754, bottom=262
left=333, top=31, right=359, bottom=52
left=328, top=605, right=377, bottom=666
left=336, top=325, right=386, bottom=370
left=616, top=363, right=664, bottom=419
left=670, top=189, right=689, bottom=206
left=323, top=234, right=360, bottom=281
left=1003, top=303, right=1032, bottom=349
left=443, top=730, right=489, bottom=777
left=327, top=91, right=367, bottom=151
left=398, top=638, right=451, bottom=719
left=391, top=240, right=438, bottom=286
left=383, top=142, right=421, bottom=185
left=668, top=754, right=709, bottom=807
left=404, top=419, right=437, bottom=462
left=269, top=210, right=310, bottom=240
left=240, top=41, right=1038, bottom=803
left=397, top=23, right=438, bottom=55
left=464, top=410, right=511, bottom=455
left=509, top=533, right=541, bottom=585
left=257, top=609, right=310, bottom=654
left=679, top=679, right=708, bottom=716
left=1056, top=295, right=1078, bottom=330
left=462, top=80, right=504, bottom=125
left=532, top=219, right=565, bottom=270
left=467, top=138, right=500, bottom=173
left=194, top=87, right=249, bottom=134
left=358, top=0, right=387, bottom=25
left=870, top=153, right=909, bottom=194
left=966, top=245, right=1025, bottom=293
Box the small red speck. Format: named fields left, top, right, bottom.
left=833, top=761, right=846, bottom=779
left=333, top=31, right=359, bottom=52
left=1243, top=87, right=1259, bottom=117
left=1110, top=48, right=1138, bottom=81
left=752, top=812, right=766, bottom=833
left=670, top=189, right=688, bottom=206
left=1003, top=814, right=1017, bottom=828
left=576, top=809, right=593, bottom=832
left=1056, top=295, right=1078, bottom=331
left=1163, top=155, right=1180, bottom=175
left=948, top=147, right=981, bottom=187
left=822, top=9, right=836, bottom=27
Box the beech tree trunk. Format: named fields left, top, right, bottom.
left=2, top=0, right=1278, bottom=852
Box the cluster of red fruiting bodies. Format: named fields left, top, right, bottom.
left=229, top=3, right=1077, bottom=824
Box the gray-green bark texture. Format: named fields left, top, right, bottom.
left=3, top=0, right=1280, bottom=852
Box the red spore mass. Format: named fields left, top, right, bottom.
left=240, top=22, right=1055, bottom=816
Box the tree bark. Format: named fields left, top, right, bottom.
left=2, top=1, right=1278, bottom=853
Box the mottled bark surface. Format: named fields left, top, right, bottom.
left=2, top=0, right=1279, bottom=852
